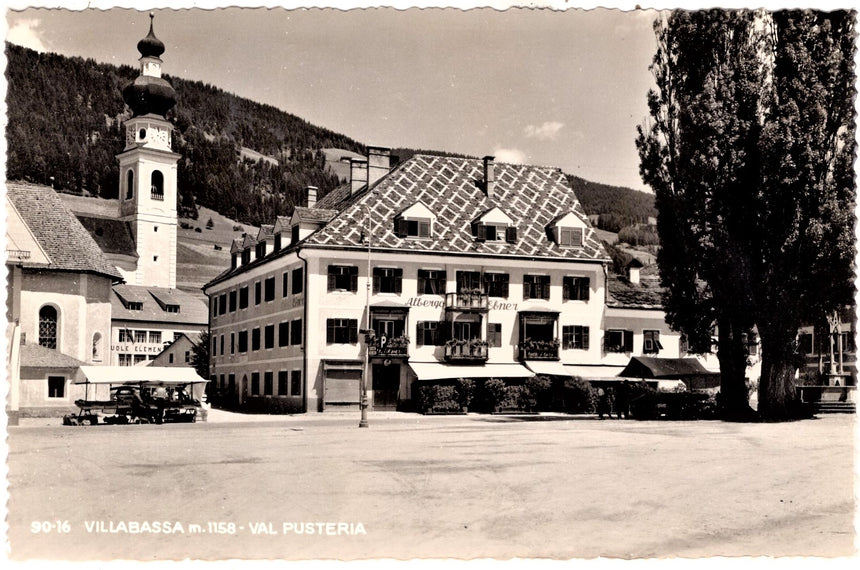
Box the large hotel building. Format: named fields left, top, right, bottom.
left=203, top=149, right=696, bottom=413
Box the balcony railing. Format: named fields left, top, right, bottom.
left=367, top=335, right=410, bottom=358
left=445, top=290, right=489, bottom=311
left=519, top=338, right=561, bottom=361
left=444, top=340, right=489, bottom=363
left=151, top=190, right=164, bottom=201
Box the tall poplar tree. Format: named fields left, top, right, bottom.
left=637, top=10, right=763, bottom=418
left=638, top=9, right=856, bottom=420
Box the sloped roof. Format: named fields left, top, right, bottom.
left=306, top=155, right=608, bottom=262
left=5, top=182, right=122, bottom=281
left=315, top=182, right=354, bottom=210
left=75, top=215, right=138, bottom=257
left=257, top=224, right=274, bottom=241
left=291, top=206, right=338, bottom=225
left=111, top=284, right=209, bottom=325
left=607, top=274, right=664, bottom=308
left=19, top=343, right=85, bottom=369
left=618, top=357, right=716, bottom=379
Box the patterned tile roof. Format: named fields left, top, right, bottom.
left=607, top=274, right=664, bottom=309
left=306, top=155, right=609, bottom=262
left=76, top=215, right=138, bottom=257
left=112, top=284, right=209, bottom=325
left=5, top=181, right=123, bottom=281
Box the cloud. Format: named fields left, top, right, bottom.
left=493, top=147, right=527, bottom=164
left=7, top=19, right=47, bottom=52
left=524, top=121, right=564, bottom=141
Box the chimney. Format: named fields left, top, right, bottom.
left=367, top=146, right=391, bottom=187
left=306, top=186, right=318, bottom=208
left=483, top=156, right=496, bottom=198
left=350, top=158, right=368, bottom=195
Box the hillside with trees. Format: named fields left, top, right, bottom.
left=5, top=43, right=363, bottom=226
left=6, top=42, right=655, bottom=233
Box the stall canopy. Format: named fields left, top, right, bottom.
left=410, top=362, right=534, bottom=381
left=524, top=360, right=572, bottom=377
left=618, top=357, right=716, bottom=379
left=77, top=366, right=208, bottom=385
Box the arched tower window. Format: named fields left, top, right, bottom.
left=126, top=169, right=134, bottom=200
left=92, top=332, right=103, bottom=362
left=38, top=306, right=58, bottom=349
left=151, top=170, right=164, bottom=201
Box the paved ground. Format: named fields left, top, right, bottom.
left=6, top=411, right=857, bottom=561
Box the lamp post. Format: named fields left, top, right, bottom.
left=359, top=199, right=372, bottom=428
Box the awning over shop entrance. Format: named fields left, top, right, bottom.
left=563, top=365, right=626, bottom=380
left=409, top=362, right=534, bottom=381
left=524, top=360, right=572, bottom=377
left=618, top=357, right=715, bottom=379
left=77, top=366, right=207, bottom=385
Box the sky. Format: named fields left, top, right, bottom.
left=5, top=5, right=666, bottom=191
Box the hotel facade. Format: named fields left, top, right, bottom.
left=204, top=150, right=692, bottom=413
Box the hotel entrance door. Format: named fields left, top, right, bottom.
left=372, top=363, right=400, bottom=410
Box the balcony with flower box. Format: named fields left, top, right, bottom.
left=444, top=339, right=489, bottom=363
left=366, top=334, right=410, bottom=359
left=445, top=289, right=489, bottom=312
left=519, top=338, right=561, bottom=361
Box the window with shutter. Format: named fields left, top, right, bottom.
left=505, top=226, right=517, bottom=243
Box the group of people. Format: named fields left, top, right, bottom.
left=596, top=380, right=632, bottom=419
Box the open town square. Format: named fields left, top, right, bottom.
left=5, top=411, right=856, bottom=560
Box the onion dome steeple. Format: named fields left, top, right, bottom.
left=122, top=13, right=176, bottom=117
left=137, top=13, right=166, bottom=58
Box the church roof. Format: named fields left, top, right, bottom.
left=76, top=215, right=138, bottom=258
left=5, top=182, right=123, bottom=281
left=19, top=343, right=85, bottom=369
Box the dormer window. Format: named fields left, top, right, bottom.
left=394, top=202, right=436, bottom=239
left=558, top=227, right=583, bottom=247
left=165, top=304, right=180, bottom=313
left=274, top=233, right=282, bottom=252
left=241, top=249, right=251, bottom=265
left=127, top=302, right=143, bottom=311
left=549, top=212, right=589, bottom=247
left=472, top=206, right=516, bottom=243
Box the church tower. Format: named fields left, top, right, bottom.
left=116, top=14, right=179, bottom=289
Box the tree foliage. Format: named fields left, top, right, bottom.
left=637, top=9, right=856, bottom=420
left=5, top=43, right=363, bottom=226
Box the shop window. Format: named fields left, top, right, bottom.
left=48, top=376, right=65, bottom=398
left=38, top=305, right=58, bottom=349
